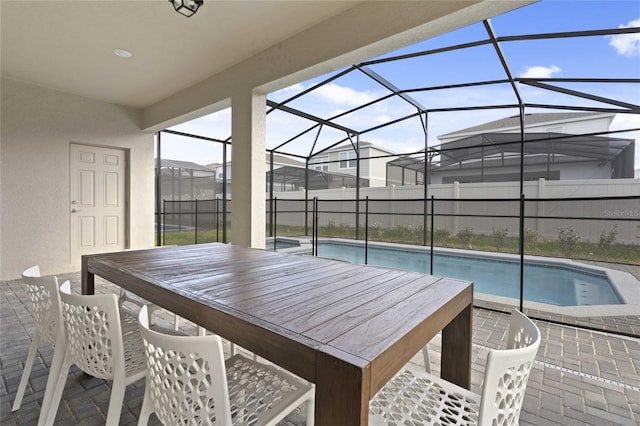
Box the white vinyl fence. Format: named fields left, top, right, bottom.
left=269, top=178, right=640, bottom=243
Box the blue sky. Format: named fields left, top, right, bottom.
left=166, top=0, right=640, bottom=172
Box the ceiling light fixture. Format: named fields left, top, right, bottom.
left=169, top=0, right=203, bottom=17
left=113, top=48, right=132, bottom=58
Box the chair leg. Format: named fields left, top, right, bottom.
left=12, top=335, right=41, bottom=411
left=105, top=378, right=127, bottom=426
left=38, top=355, right=72, bottom=426
left=137, top=382, right=153, bottom=426
left=37, top=342, right=66, bottom=425
left=173, top=314, right=180, bottom=331
left=305, top=396, right=315, bottom=426
left=421, top=345, right=431, bottom=373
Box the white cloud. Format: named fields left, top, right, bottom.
left=203, top=108, right=231, bottom=123
left=519, top=65, right=561, bottom=78
left=271, top=83, right=307, bottom=101
left=608, top=18, right=640, bottom=57
left=312, top=83, right=377, bottom=106
left=374, top=115, right=392, bottom=124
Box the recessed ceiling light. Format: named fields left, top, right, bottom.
left=113, top=48, right=132, bottom=58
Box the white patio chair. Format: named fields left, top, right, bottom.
left=421, top=344, right=431, bottom=373
left=370, top=309, right=541, bottom=426
left=137, top=305, right=315, bottom=426
left=39, top=292, right=149, bottom=426
left=120, top=285, right=246, bottom=359
left=119, top=246, right=244, bottom=358
left=118, top=246, right=181, bottom=331
left=367, top=264, right=433, bottom=373
left=11, top=266, right=70, bottom=412
left=118, top=286, right=181, bottom=330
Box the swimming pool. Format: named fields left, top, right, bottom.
left=266, top=238, right=301, bottom=251
left=314, top=240, right=622, bottom=307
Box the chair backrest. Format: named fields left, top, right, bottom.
left=478, top=309, right=541, bottom=426
left=21, top=266, right=70, bottom=345
left=59, top=292, right=125, bottom=380
left=138, top=305, right=232, bottom=425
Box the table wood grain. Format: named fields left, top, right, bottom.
left=82, top=243, right=473, bottom=425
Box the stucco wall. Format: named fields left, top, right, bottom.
left=1, top=78, right=154, bottom=280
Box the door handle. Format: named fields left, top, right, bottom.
left=71, top=208, right=81, bottom=213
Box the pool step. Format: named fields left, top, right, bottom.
left=574, top=278, right=609, bottom=306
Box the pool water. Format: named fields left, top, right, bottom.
left=316, top=242, right=621, bottom=307
left=266, top=238, right=300, bottom=251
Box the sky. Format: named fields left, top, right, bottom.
left=164, top=0, right=640, bottom=173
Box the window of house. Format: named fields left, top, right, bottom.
left=310, top=156, right=328, bottom=172
left=339, top=151, right=357, bottom=169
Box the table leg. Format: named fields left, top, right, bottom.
left=81, top=256, right=94, bottom=295
left=316, top=350, right=370, bottom=425
left=441, top=303, right=472, bottom=389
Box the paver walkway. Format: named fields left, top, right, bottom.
left=2, top=272, right=638, bottom=425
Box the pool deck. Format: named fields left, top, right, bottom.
left=2, top=272, right=639, bottom=425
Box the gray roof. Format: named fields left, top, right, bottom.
left=268, top=153, right=305, bottom=167
left=439, top=113, right=611, bottom=139
left=160, top=159, right=214, bottom=172
left=325, top=141, right=396, bottom=155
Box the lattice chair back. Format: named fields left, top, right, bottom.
left=478, top=309, right=541, bottom=426
left=137, top=305, right=233, bottom=425
left=41, top=291, right=148, bottom=426
left=12, top=266, right=70, bottom=412
left=60, top=292, right=126, bottom=380
left=21, top=266, right=67, bottom=345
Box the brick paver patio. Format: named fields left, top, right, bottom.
left=2, top=272, right=638, bottom=425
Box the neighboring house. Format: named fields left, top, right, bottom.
left=160, top=159, right=216, bottom=201
left=212, top=153, right=306, bottom=194
left=387, top=112, right=635, bottom=185
left=266, top=143, right=389, bottom=191
left=314, top=141, right=397, bottom=187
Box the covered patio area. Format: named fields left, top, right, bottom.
left=2, top=272, right=638, bottom=425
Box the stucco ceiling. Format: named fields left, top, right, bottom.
left=1, top=0, right=535, bottom=128
left=0, top=0, right=364, bottom=109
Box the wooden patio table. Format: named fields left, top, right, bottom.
left=82, top=243, right=473, bottom=425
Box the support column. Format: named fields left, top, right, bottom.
left=231, top=90, right=266, bottom=249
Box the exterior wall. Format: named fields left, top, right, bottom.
left=269, top=178, right=639, bottom=243
left=430, top=159, right=613, bottom=183
left=325, top=145, right=393, bottom=187
left=368, top=146, right=396, bottom=187
left=327, top=148, right=355, bottom=175
left=526, top=115, right=613, bottom=135
left=432, top=114, right=621, bottom=183
left=0, top=78, right=155, bottom=280
left=438, top=114, right=614, bottom=144
left=558, top=161, right=613, bottom=180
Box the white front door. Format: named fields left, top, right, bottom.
left=70, top=144, right=126, bottom=265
